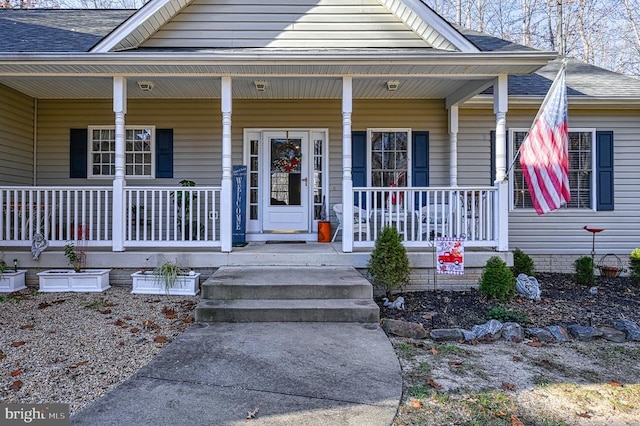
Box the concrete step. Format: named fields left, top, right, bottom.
left=194, top=299, right=380, bottom=323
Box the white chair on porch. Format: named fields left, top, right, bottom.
left=414, top=204, right=449, bottom=240
left=331, top=204, right=372, bottom=242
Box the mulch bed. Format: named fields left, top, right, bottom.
left=377, top=273, right=640, bottom=330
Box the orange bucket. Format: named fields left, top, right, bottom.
left=317, top=221, right=331, bottom=243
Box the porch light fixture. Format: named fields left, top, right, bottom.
left=386, top=80, right=400, bottom=91
left=137, top=81, right=154, bottom=92
left=254, top=80, right=268, bottom=92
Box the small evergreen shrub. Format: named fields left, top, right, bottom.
left=629, top=248, right=640, bottom=285
left=511, top=248, right=535, bottom=277
left=367, top=227, right=410, bottom=296
left=486, top=305, right=531, bottom=324
left=479, top=256, right=515, bottom=302
left=574, top=256, right=594, bottom=286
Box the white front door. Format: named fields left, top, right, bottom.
left=262, top=131, right=309, bottom=231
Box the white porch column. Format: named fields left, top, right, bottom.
left=112, top=76, right=127, bottom=252
left=494, top=74, right=509, bottom=251
left=341, top=76, right=354, bottom=253
left=448, top=105, right=459, bottom=187
left=220, top=76, right=233, bottom=252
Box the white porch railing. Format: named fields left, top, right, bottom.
left=351, top=186, right=498, bottom=248
left=0, top=186, right=113, bottom=246
left=124, top=187, right=221, bottom=247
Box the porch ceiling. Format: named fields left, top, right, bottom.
left=0, top=75, right=492, bottom=100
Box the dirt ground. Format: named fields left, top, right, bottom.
left=381, top=274, right=640, bottom=425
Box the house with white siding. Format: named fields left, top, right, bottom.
left=1, top=0, right=639, bottom=286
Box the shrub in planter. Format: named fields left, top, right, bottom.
left=367, top=227, right=410, bottom=297
left=629, top=248, right=640, bottom=285
left=511, top=248, right=535, bottom=278
left=575, top=256, right=594, bottom=286
left=479, top=256, right=515, bottom=302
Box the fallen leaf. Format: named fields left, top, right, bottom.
left=124, top=316, right=133, bottom=320
left=69, top=361, right=89, bottom=369
left=513, top=356, right=523, bottom=362
left=246, top=406, right=259, bottom=419
left=430, top=348, right=438, bottom=356
left=114, top=319, right=128, bottom=328
left=19, top=324, right=34, bottom=330
left=11, top=341, right=26, bottom=347
left=104, top=302, right=116, bottom=307
left=448, top=360, right=464, bottom=368
left=130, top=327, right=140, bottom=333
left=610, top=380, right=622, bottom=387
left=183, top=316, right=194, bottom=324
left=99, top=309, right=112, bottom=315
left=410, top=398, right=423, bottom=408
left=578, top=412, right=592, bottom=419
left=38, top=302, right=51, bottom=309
left=527, top=340, right=543, bottom=348
left=154, top=336, right=168, bottom=344
left=161, top=306, right=176, bottom=315
left=165, top=313, right=177, bottom=319
left=10, top=380, right=23, bottom=391
left=495, top=410, right=507, bottom=417
left=52, top=299, right=66, bottom=304
left=427, top=377, right=442, bottom=390
left=0, top=351, right=5, bottom=361
left=502, top=382, right=516, bottom=391
left=10, top=369, right=22, bottom=377
left=510, top=415, right=525, bottom=426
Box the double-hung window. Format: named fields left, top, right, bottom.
left=368, top=129, right=410, bottom=187
left=89, top=126, right=155, bottom=178
left=511, top=128, right=595, bottom=210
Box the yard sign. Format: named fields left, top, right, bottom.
left=436, top=237, right=464, bottom=275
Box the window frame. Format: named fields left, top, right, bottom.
left=87, top=125, right=156, bottom=179
left=509, top=127, right=596, bottom=212
left=366, top=128, right=412, bottom=187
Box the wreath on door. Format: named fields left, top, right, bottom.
left=273, top=142, right=301, bottom=173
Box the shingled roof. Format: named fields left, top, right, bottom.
left=0, top=9, right=133, bottom=52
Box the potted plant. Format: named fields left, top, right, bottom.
left=131, top=258, right=200, bottom=296
left=0, top=258, right=27, bottom=293
left=37, top=241, right=111, bottom=292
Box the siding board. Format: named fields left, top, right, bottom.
left=0, top=84, right=34, bottom=185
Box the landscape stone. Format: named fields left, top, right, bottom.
left=501, top=322, right=524, bottom=343
left=599, top=326, right=627, bottom=343
left=461, top=330, right=477, bottom=342
left=567, top=325, right=604, bottom=341
left=430, top=328, right=463, bottom=341
left=546, top=325, right=571, bottom=342
left=381, top=318, right=427, bottom=339
left=614, top=319, right=640, bottom=341
left=471, top=319, right=503, bottom=341
left=524, top=328, right=555, bottom=342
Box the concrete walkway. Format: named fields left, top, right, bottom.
left=71, top=322, right=402, bottom=426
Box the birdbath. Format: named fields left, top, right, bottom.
left=583, top=225, right=604, bottom=284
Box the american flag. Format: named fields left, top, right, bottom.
left=519, top=64, right=570, bottom=215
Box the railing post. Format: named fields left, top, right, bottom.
left=496, top=182, right=509, bottom=251
left=220, top=76, right=233, bottom=252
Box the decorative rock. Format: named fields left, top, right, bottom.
left=516, top=273, right=541, bottom=301
left=567, top=325, right=604, bottom=341
left=614, top=319, right=640, bottom=341
left=599, top=326, right=627, bottom=343
left=461, top=330, right=477, bottom=342
left=546, top=325, right=571, bottom=342
left=502, top=322, right=524, bottom=343
left=524, top=328, right=555, bottom=342
left=381, top=318, right=427, bottom=339
left=471, top=319, right=503, bottom=341
left=430, top=328, right=463, bottom=342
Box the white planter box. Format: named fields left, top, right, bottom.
left=131, top=271, right=200, bottom=296
left=0, top=270, right=27, bottom=293
left=37, top=269, right=111, bottom=293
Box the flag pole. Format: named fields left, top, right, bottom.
left=503, top=59, right=568, bottom=181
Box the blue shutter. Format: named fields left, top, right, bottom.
left=596, top=131, right=614, bottom=211
left=70, top=128, right=87, bottom=179
left=352, top=131, right=367, bottom=207
left=412, top=131, right=429, bottom=209
left=156, top=129, right=173, bottom=178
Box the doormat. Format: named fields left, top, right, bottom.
left=265, top=241, right=306, bottom=244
